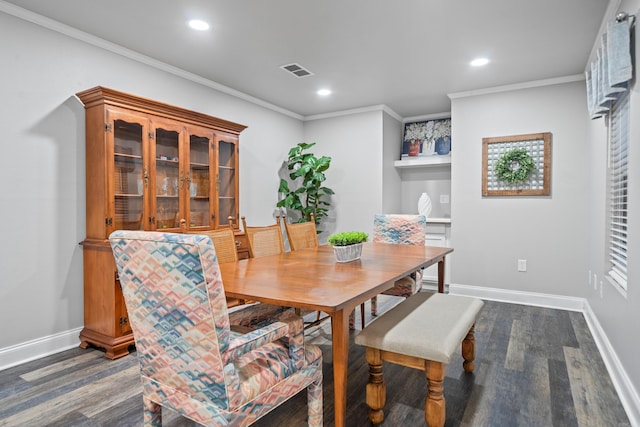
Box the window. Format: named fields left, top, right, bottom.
left=607, top=89, right=629, bottom=291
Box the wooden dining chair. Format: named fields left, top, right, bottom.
left=193, top=227, right=239, bottom=263
left=282, top=213, right=330, bottom=328
left=282, top=213, right=319, bottom=250
left=241, top=215, right=286, bottom=258
left=109, top=230, right=323, bottom=427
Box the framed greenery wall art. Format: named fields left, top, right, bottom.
left=482, top=132, right=551, bottom=196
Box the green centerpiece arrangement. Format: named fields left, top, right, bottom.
left=327, top=231, right=368, bottom=262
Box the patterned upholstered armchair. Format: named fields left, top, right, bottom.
left=109, top=230, right=323, bottom=427
left=350, top=214, right=426, bottom=329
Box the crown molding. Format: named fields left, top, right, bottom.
left=447, top=74, right=585, bottom=100
left=403, top=112, right=451, bottom=123
left=304, top=104, right=402, bottom=122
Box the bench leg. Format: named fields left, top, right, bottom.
left=462, top=323, right=476, bottom=373
left=365, top=347, right=386, bottom=425
left=425, top=360, right=446, bottom=427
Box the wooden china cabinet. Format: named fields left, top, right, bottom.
left=77, top=86, right=247, bottom=359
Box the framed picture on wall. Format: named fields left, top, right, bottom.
left=482, top=132, right=551, bottom=196
left=401, top=118, right=451, bottom=158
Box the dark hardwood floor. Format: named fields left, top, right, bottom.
left=0, top=294, right=631, bottom=426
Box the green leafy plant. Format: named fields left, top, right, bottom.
left=327, top=231, right=369, bottom=246
left=277, top=142, right=335, bottom=229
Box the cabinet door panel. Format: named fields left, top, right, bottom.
left=106, top=109, right=148, bottom=233
left=150, top=119, right=183, bottom=231
left=188, top=127, right=214, bottom=230
left=217, top=134, right=239, bottom=227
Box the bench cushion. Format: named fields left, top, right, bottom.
left=355, top=293, right=484, bottom=364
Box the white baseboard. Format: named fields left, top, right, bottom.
left=582, top=301, right=640, bottom=427
left=449, top=283, right=639, bottom=427
left=0, top=327, right=83, bottom=371
left=448, top=283, right=586, bottom=311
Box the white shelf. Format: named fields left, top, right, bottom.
left=425, top=218, right=451, bottom=224
left=394, top=154, right=451, bottom=168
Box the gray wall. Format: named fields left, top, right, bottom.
left=304, top=110, right=385, bottom=239
left=382, top=111, right=403, bottom=214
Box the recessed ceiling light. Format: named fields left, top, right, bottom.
left=470, top=58, right=490, bottom=67
left=188, top=19, right=210, bottom=31
left=317, top=89, right=331, bottom=96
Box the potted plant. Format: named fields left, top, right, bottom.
left=277, top=142, right=335, bottom=232
left=327, top=231, right=369, bottom=262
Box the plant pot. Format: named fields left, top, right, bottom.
left=408, top=139, right=421, bottom=156
left=332, top=243, right=363, bottom=262
left=435, top=136, right=451, bottom=155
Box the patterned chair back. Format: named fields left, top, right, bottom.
left=109, top=231, right=232, bottom=406
left=373, top=214, right=427, bottom=246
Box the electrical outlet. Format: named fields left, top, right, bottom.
left=518, top=259, right=527, bottom=272
left=440, top=194, right=449, bottom=204
left=600, top=281, right=604, bottom=298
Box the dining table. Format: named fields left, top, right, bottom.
left=219, top=242, right=453, bottom=427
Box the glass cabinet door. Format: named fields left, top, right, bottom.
left=217, top=134, right=239, bottom=228
left=188, top=129, right=213, bottom=229
left=151, top=120, right=182, bottom=231
left=108, top=110, right=147, bottom=232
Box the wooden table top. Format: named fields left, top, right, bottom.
left=219, top=242, right=453, bottom=313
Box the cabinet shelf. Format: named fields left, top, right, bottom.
left=115, top=153, right=142, bottom=160
left=156, top=158, right=179, bottom=164
left=115, top=193, right=143, bottom=198
left=394, top=155, right=451, bottom=168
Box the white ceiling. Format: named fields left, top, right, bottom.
left=3, top=0, right=608, bottom=118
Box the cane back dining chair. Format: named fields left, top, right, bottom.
left=241, top=215, right=285, bottom=258
left=109, top=230, right=323, bottom=427
left=369, top=214, right=426, bottom=315
left=282, top=213, right=319, bottom=251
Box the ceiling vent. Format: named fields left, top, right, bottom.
left=280, top=63, right=314, bottom=78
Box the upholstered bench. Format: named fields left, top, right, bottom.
left=354, top=292, right=484, bottom=427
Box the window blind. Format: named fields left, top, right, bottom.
left=607, top=89, right=629, bottom=290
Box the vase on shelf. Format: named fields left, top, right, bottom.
left=435, top=136, right=451, bottom=155
left=418, top=192, right=432, bottom=218
left=408, top=139, right=421, bottom=156
left=423, top=140, right=436, bottom=156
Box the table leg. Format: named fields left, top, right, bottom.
left=437, top=257, right=446, bottom=293
left=331, top=308, right=349, bottom=427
